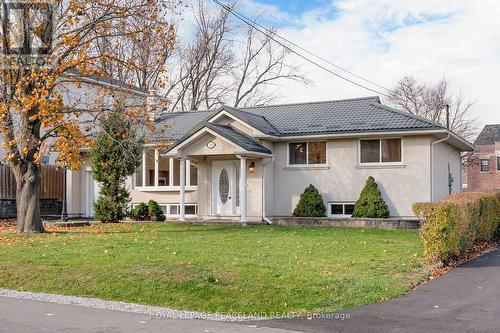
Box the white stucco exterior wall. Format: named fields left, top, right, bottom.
left=269, top=136, right=433, bottom=217
left=431, top=139, right=462, bottom=201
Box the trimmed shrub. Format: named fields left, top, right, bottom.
left=148, top=200, right=166, bottom=222
left=130, top=200, right=166, bottom=222
left=130, top=203, right=149, bottom=221
left=413, top=191, right=500, bottom=263
left=90, top=108, right=143, bottom=223
left=292, top=184, right=326, bottom=217
left=94, top=196, right=123, bottom=223
left=352, top=176, right=390, bottom=218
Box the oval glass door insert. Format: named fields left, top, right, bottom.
left=219, top=169, right=229, bottom=204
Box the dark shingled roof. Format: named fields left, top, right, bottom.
left=151, top=96, right=449, bottom=151
left=206, top=123, right=272, bottom=154
left=239, top=97, right=441, bottom=135
left=474, top=124, right=500, bottom=146
left=151, top=110, right=216, bottom=142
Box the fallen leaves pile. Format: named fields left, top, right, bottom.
left=0, top=219, right=16, bottom=231
left=429, top=240, right=498, bottom=280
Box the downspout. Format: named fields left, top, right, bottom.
left=262, top=156, right=275, bottom=225
left=430, top=133, right=450, bottom=201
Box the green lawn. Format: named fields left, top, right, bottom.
left=0, top=223, right=428, bottom=315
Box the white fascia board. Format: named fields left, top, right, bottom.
left=234, top=151, right=274, bottom=158
left=208, top=109, right=266, bottom=137
left=165, top=127, right=246, bottom=156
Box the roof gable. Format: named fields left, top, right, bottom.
left=474, top=124, right=500, bottom=146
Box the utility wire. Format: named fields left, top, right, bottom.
left=213, top=0, right=391, bottom=97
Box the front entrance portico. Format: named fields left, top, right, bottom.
left=165, top=123, right=272, bottom=223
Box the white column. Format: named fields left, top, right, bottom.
left=186, top=160, right=191, bottom=187
left=179, top=157, right=186, bottom=221
left=154, top=149, right=159, bottom=187
left=142, top=150, right=146, bottom=187
left=239, top=157, right=247, bottom=225
left=169, top=158, right=174, bottom=187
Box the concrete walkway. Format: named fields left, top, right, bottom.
left=254, top=247, right=500, bottom=333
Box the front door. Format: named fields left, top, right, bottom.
left=212, top=160, right=238, bottom=215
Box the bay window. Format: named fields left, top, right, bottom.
left=145, top=150, right=155, bottom=186
left=360, top=138, right=401, bottom=164
left=134, top=149, right=197, bottom=190
left=158, top=150, right=170, bottom=186
left=289, top=141, right=327, bottom=165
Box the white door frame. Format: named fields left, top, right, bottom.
left=212, top=160, right=239, bottom=215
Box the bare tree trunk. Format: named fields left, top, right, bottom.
left=13, top=163, right=44, bottom=233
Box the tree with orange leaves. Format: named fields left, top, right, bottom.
left=0, top=0, right=177, bottom=233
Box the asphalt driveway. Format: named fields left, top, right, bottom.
left=254, top=247, right=500, bottom=333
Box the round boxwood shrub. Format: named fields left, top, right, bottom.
left=292, top=184, right=326, bottom=217
left=130, top=202, right=149, bottom=221
left=148, top=200, right=166, bottom=222
left=352, top=176, right=390, bottom=218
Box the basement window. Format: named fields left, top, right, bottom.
left=328, top=202, right=356, bottom=217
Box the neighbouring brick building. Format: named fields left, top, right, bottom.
left=466, top=124, right=500, bottom=191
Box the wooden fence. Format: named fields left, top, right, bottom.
left=0, top=165, right=64, bottom=201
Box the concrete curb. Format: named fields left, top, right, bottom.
left=0, top=289, right=264, bottom=322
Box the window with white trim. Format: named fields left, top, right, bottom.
left=328, top=202, right=356, bottom=217
left=133, top=203, right=198, bottom=216
left=288, top=141, right=326, bottom=165
left=134, top=149, right=197, bottom=190
left=497, top=156, right=500, bottom=171
left=360, top=138, right=401, bottom=163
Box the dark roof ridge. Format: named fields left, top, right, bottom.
left=239, top=96, right=380, bottom=110
left=220, top=105, right=280, bottom=134
left=157, top=96, right=380, bottom=116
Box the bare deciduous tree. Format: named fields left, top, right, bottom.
left=0, top=0, right=178, bottom=233
left=164, top=1, right=308, bottom=111
left=386, top=76, right=478, bottom=139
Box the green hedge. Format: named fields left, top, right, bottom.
left=413, top=192, right=500, bottom=263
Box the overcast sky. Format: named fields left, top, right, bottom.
left=180, top=0, right=500, bottom=131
